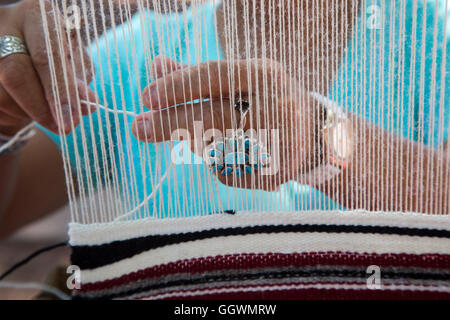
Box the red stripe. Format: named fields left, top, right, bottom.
left=80, top=252, right=450, bottom=292
left=163, top=288, right=450, bottom=300
left=135, top=282, right=450, bottom=300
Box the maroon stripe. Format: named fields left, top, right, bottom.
left=136, top=282, right=450, bottom=300
left=133, top=282, right=450, bottom=300
left=80, top=252, right=450, bottom=292
left=164, top=288, right=450, bottom=300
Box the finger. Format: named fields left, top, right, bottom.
left=142, top=59, right=283, bottom=109
left=77, top=78, right=98, bottom=116
left=150, top=55, right=184, bottom=79
left=61, top=26, right=97, bottom=116
left=67, top=28, right=94, bottom=84
left=0, top=46, right=59, bottom=133
left=24, top=2, right=93, bottom=134
left=131, top=99, right=232, bottom=143
left=72, top=43, right=94, bottom=85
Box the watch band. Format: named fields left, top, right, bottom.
left=308, top=93, right=327, bottom=172
left=299, top=93, right=353, bottom=186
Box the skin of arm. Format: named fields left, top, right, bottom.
left=317, top=116, right=450, bottom=214
left=0, top=131, right=67, bottom=240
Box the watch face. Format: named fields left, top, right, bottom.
left=329, top=121, right=353, bottom=160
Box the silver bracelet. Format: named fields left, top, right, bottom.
left=0, top=123, right=36, bottom=155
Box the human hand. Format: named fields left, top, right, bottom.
left=0, top=0, right=96, bottom=137
left=132, top=56, right=318, bottom=191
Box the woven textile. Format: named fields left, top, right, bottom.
left=69, top=211, right=450, bottom=300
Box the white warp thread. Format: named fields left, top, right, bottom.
left=0, top=99, right=169, bottom=220
left=34, top=0, right=449, bottom=222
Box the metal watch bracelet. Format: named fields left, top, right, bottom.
left=299, top=92, right=353, bottom=186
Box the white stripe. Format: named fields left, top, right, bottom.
left=139, top=283, right=450, bottom=300
left=69, top=210, right=450, bottom=246
left=79, top=232, right=450, bottom=284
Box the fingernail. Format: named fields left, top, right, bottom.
left=132, top=119, right=152, bottom=140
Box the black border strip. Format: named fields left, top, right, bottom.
left=71, top=224, right=450, bottom=269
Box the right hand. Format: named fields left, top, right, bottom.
left=133, top=57, right=317, bottom=191
left=0, top=0, right=96, bottom=137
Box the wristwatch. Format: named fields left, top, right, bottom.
left=300, top=92, right=354, bottom=186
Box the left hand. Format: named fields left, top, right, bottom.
left=0, top=0, right=96, bottom=136
left=132, top=56, right=318, bottom=191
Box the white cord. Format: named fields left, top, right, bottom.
left=81, top=99, right=139, bottom=117
left=0, top=99, right=174, bottom=220
left=0, top=98, right=202, bottom=156
left=81, top=99, right=177, bottom=220
left=0, top=280, right=70, bottom=300
left=0, top=100, right=138, bottom=154
left=0, top=100, right=138, bottom=155
left=114, top=160, right=175, bottom=221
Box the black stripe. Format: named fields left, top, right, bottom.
left=74, top=268, right=450, bottom=300
left=71, top=224, right=450, bottom=269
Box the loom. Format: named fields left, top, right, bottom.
left=28, top=0, right=450, bottom=299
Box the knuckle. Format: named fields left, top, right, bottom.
left=252, top=58, right=266, bottom=65
left=250, top=58, right=267, bottom=68
left=267, top=61, right=284, bottom=73
left=252, top=58, right=283, bottom=73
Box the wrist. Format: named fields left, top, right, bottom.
left=299, top=92, right=326, bottom=175
left=299, top=93, right=354, bottom=187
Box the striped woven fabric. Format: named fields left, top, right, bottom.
left=69, top=211, right=450, bottom=300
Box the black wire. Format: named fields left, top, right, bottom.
left=0, top=242, right=68, bottom=281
